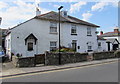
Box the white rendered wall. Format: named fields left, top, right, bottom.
left=8, top=18, right=99, bottom=57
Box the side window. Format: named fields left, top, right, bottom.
left=28, top=42, right=33, bottom=51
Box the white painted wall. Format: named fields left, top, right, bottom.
left=97, top=40, right=107, bottom=52
left=5, top=33, right=11, bottom=59
left=103, top=36, right=120, bottom=50
left=6, top=18, right=99, bottom=57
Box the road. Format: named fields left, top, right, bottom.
left=2, top=61, right=118, bottom=82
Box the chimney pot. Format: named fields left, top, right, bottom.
left=100, top=31, right=103, bottom=35
left=36, top=8, right=41, bottom=16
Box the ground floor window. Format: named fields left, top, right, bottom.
left=50, top=41, right=57, bottom=51
left=28, top=42, right=33, bottom=51
left=87, top=46, right=92, bottom=52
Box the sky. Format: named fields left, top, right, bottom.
left=0, top=0, right=119, bottom=34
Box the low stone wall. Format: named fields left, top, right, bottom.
left=35, top=54, right=45, bottom=64
left=45, top=52, right=88, bottom=65
left=93, top=51, right=115, bottom=60
left=12, top=56, right=35, bottom=67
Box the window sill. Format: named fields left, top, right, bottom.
left=87, top=50, right=93, bottom=52
left=71, top=33, right=77, bottom=35
left=50, top=32, right=58, bottom=34
left=87, top=35, right=92, bottom=36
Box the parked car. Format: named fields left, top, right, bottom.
left=0, top=46, right=6, bottom=62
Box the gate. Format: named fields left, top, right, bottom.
left=34, top=54, right=45, bottom=66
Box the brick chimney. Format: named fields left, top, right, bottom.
left=100, top=31, right=103, bottom=35
left=114, top=27, right=119, bottom=33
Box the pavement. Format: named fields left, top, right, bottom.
left=0, top=58, right=119, bottom=77
left=3, top=61, right=118, bottom=82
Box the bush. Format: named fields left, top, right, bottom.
left=55, top=47, right=75, bottom=52
left=114, top=50, right=120, bottom=58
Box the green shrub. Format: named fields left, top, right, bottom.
left=53, top=47, right=75, bottom=52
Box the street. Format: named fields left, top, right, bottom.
left=2, top=61, right=118, bottom=82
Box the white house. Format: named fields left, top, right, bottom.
left=5, top=10, right=100, bottom=58
left=99, top=27, right=120, bottom=51
left=97, top=36, right=107, bottom=52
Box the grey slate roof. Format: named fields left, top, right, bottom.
left=35, top=11, right=100, bottom=27
left=10, top=11, right=100, bottom=31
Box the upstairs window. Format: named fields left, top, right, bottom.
left=87, top=27, right=92, bottom=36
left=50, top=22, right=57, bottom=33
left=71, top=25, right=77, bottom=35
left=50, top=41, right=57, bottom=51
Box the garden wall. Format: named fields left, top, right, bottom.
left=45, top=52, right=88, bottom=65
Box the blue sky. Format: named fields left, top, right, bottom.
left=0, top=0, right=118, bottom=34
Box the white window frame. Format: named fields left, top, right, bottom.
left=71, top=25, right=77, bottom=34
left=88, top=46, right=92, bottom=50
left=50, top=41, right=57, bottom=51
left=50, top=22, right=57, bottom=33
left=87, top=27, right=92, bottom=36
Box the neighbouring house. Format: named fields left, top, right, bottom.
left=97, top=36, right=107, bottom=52
left=0, top=28, right=7, bottom=49
left=99, top=27, right=120, bottom=51
left=5, top=10, right=100, bottom=59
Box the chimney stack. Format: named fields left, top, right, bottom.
left=36, top=8, right=41, bottom=16
left=114, top=27, right=119, bottom=33
left=100, top=31, right=103, bottom=35
left=60, top=11, right=68, bottom=17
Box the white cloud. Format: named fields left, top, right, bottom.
left=110, top=2, right=118, bottom=7
left=53, top=4, right=59, bottom=8
left=70, top=1, right=87, bottom=13
left=82, top=11, right=92, bottom=21
left=0, top=0, right=50, bottom=28
left=91, top=2, right=109, bottom=11
left=0, top=1, right=8, bottom=10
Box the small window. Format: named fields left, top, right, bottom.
left=98, top=42, right=101, bottom=47
left=50, top=22, right=57, bottom=33
left=50, top=41, right=57, bottom=51
left=71, top=25, right=77, bottom=35
left=88, top=46, right=92, bottom=50
left=87, top=27, right=91, bottom=36
left=28, top=42, right=33, bottom=51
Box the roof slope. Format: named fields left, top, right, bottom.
left=100, top=32, right=120, bottom=37
left=35, top=11, right=100, bottom=27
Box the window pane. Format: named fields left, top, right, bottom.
left=50, top=27, right=57, bottom=33
left=50, top=42, right=57, bottom=51
left=71, top=25, right=76, bottom=34
left=88, top=46, right=92, bottom=50
left=87, top=27, right=91, bottom=35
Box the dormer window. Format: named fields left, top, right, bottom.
left=50, top=22, right=57, bottom=34
left=71, top=25, right=77, bottom=35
